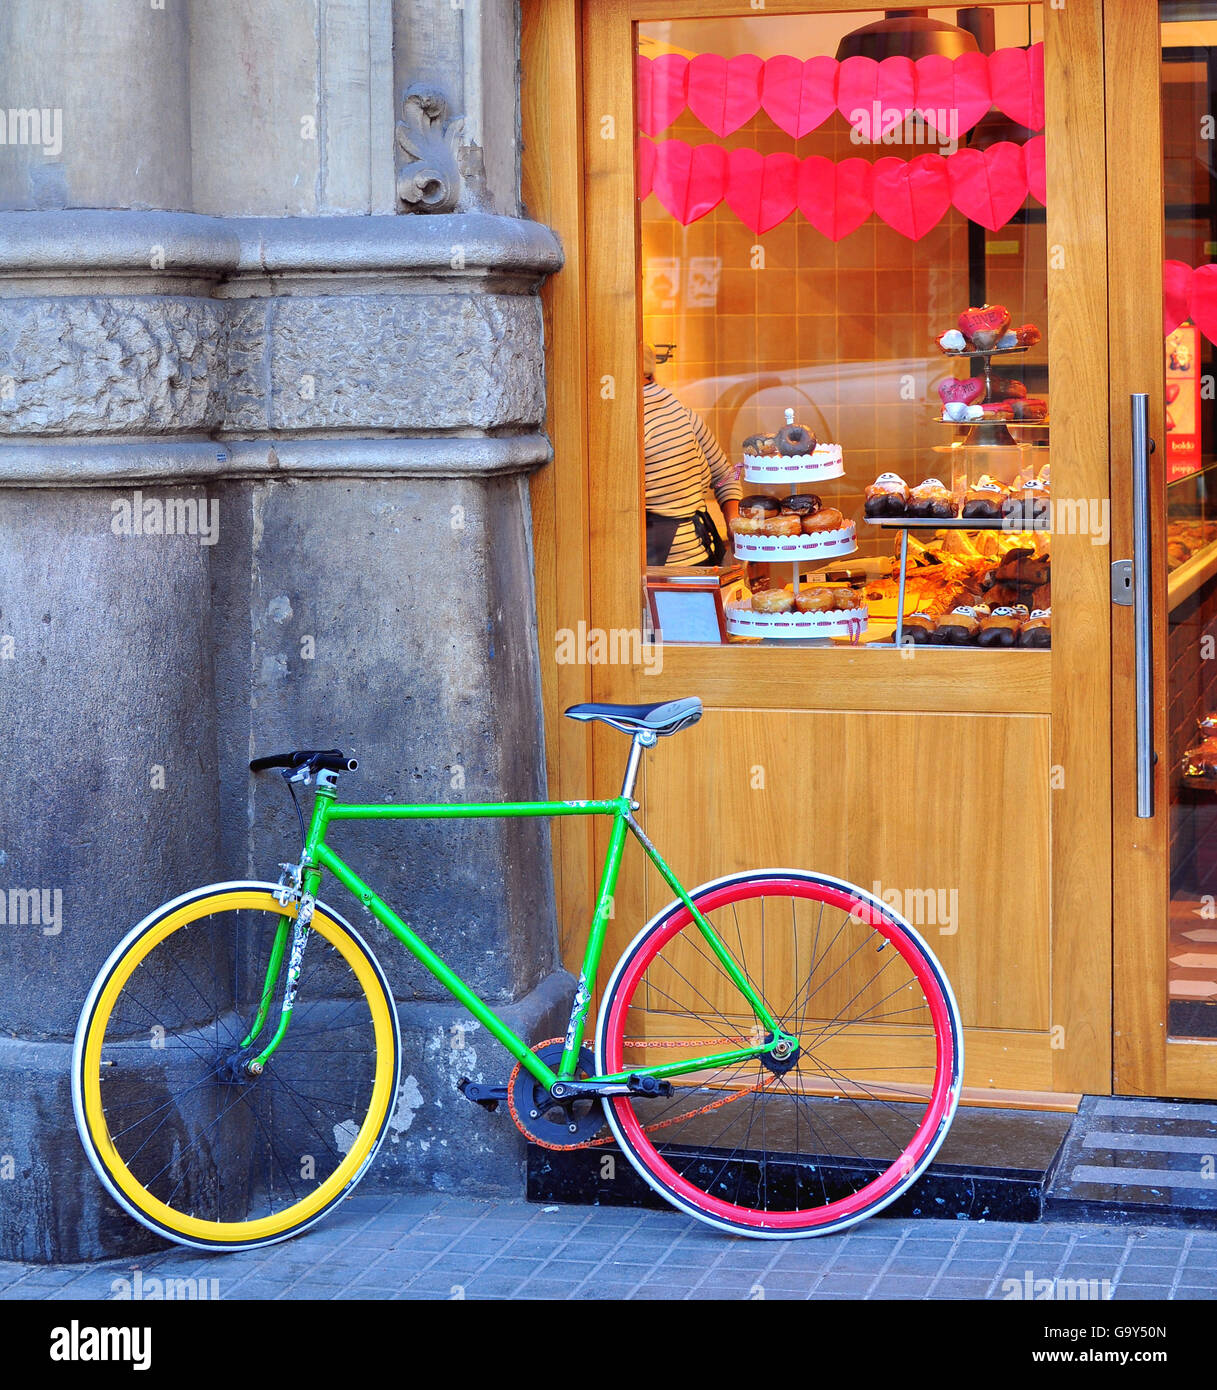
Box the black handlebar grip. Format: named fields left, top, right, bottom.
left=249, top=748, right=353, bottom=774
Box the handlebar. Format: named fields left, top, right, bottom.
left=249, top=749, right=359, bottom=775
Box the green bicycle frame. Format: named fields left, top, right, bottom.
left=245, top=741, right=789, bottom=1092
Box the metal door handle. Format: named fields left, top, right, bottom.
left=1131, top=393, right=1154, bottom=818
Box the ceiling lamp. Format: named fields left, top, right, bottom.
left=835, top=9, right=981, bottom=62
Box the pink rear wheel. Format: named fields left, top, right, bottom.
left=596, top=870, right=962, bottom=1237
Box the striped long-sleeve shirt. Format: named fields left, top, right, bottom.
left=643, top=381, right=742, bottom=565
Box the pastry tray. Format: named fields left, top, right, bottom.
left=730, top=523, right=857, bottom=561
left=740, top=446, right=844, bottom=484
left=865, top=515, right=1052, bottom=531
left=725, top=602, right=869, bottom=641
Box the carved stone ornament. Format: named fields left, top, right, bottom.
left=395, top=85, right=465, bottom=213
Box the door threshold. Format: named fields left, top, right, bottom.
left=1044, top=1094, right=1217, bottom=1228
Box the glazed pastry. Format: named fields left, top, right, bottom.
left=729, top=514, right=767, bottom=535
left=762, top=513, right=803, bottom=537
left=934, top=606, right=981, bottom=644
left=794, top=587, right=838, bottom=613
left=993, top=550, right=1050, bottom=588
left=906, top=478, right=955, bottom=519
left=775, top=423, right=816, bottom=456
left=739, top=494, right=782, bottom=518
left=1011, top=397, right=1048, bottom=422
left=977, top=606, right=1023, bottom=648
left=752, top=588, right=794, bottom=613
left=961, top=479, right=1006, bottom=520
left=802, top=506, right=845, bottom=533
left=1015, top=324, right=1042, bottom=347
left=980, top=400, right=1014, bottom=419
left=993, top=377, right=1027, bottom=399
left=781, top=494, right=821, bottom=516
left=958, top=304, right=1012, bottom=350
left=1001, top=478, right=1050, bottom=526
left=864, top=472, right=909, bottom=517
left=1018, top=608, right=1051, bottom=648
left=901, top=611, right=938, bottom=644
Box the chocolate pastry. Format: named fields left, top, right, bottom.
left=864, top=472, right=909, bottom=518
left=933, top=606, right=981, bottom=644
left=781, top=494, right=821, bottom=516
left=961, top=480, right=1006, bottom=520
left=775, top=423, right=816, bottom=456
left=976, top=606, right=1024, bottom=648
left=739, top=494, right=782, bottom=518
left=1019, top=608, right=1051, bottom=648
left=906, top=478, right=955, bottom=519
left=901, top=612, right=938, bottom=644
left=742, top=435, right=770, bottom=456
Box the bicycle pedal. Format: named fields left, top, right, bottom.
left=626, top=1073, right=673, bottom=1098
left=457, top=1077, right=508, bottom=1112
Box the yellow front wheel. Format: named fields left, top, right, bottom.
left=72, top=882, right=401, bottom=1251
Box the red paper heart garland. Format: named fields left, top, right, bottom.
left=639, top=138, right=1045, bottom=236
left=636, top=44, right=1045, bottom=139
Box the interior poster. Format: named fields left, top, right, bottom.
left=1166, top=324, right=1201, bottom=481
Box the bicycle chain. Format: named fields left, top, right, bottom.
left=506, top=1038, right=782, bottom=1152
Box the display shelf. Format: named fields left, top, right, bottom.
left=724, top=601, right=868, bottom=642
left=866, top=513, right=1050, bottom=649
left=730, top=522, right=857, bottom=561
left=1169, top=538, right=1217, bottom=610
left=865, top=514, right=1051, bottom=531
left=941, top=344, right=1032, bottom=360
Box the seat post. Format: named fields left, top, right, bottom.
left=620, top=730, right=656, bottom=801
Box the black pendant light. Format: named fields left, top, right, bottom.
left=835, top=8, right=981, bottom=62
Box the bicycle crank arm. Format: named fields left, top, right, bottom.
left=457, top=1078, right=509, bottom=1111
left=550, top=1074, right=673, bottom=1100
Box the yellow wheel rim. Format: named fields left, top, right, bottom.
left=81, top=889, right=396, bottom=1245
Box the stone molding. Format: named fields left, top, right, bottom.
left=0, top=209, right=562, bottom=481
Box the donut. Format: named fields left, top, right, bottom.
left=729, top=515, right=766, bottom=535
left=781, top=494, right=821, bottom=516
left=762, top=514, right=803, bottom=537
left=738, top=494, right=781, bottom=518
left=742, top=435, right=768, bottom=456
left=775, top=423, right=816, bottom=456
left=794, top=588, right=838, bottom=613
left=752, top=589, right=794, bottom=613
left=801, top=506, right=845, bottom=533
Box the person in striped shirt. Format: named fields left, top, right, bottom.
left=643, top=344, right=741, bottom=566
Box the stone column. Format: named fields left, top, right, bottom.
left=0, top=2, right=566, bottom=1262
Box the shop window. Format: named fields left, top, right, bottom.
left=637, top=5, right=1051, bottom=651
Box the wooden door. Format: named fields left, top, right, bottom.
left=527, top=0, right=1114, bottom=1102
left=1109, top=0, right=1217, bottom=1098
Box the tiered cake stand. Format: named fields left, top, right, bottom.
left=725, top=441, right=868, bottom=643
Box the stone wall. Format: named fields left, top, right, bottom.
left=0, top=1, right=565, bottom=1262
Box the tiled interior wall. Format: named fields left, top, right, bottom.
left=640, top=114, right=1049, bottom=558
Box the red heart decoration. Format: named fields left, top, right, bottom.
left=637, top=53, right=690, bottom=136
left=725, top=148, right=798, bottom=234
left=951, top=51, right=995, bottom=137
left=959, top=303, right=1012, bottom=345
left=651, top=140, right=727, bottom=225
left=1024, top=134, right=1046, bottom=205
left=988, top=43, right=1044, bottom=130
left=1166, top=382, right=1181, bottom=404
left=872, top=154, right=951, bottom=240
left=948, top=142, right=1029, bottom=231
left=1164, top=259, right=1194, bottom=337
left=1190, top=263, right=1217, bottom=347
left=761, top=54, right=838, bottom=138
left=797, top=156, right=873, bottom=241
left=837, top=56, right=882, bottom=138
left=687, top=53, right=763, bottom=137
left=876, top=55, right=917, bottom=128
left=637, top=137, right=656, bottom=199
left=939, top=377, right=986, bottom=406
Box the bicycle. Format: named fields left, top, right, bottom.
left=72, top=696, right=962, bottom=1250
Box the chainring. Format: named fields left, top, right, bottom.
left=507, top=1039, right=608, bottom=1149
